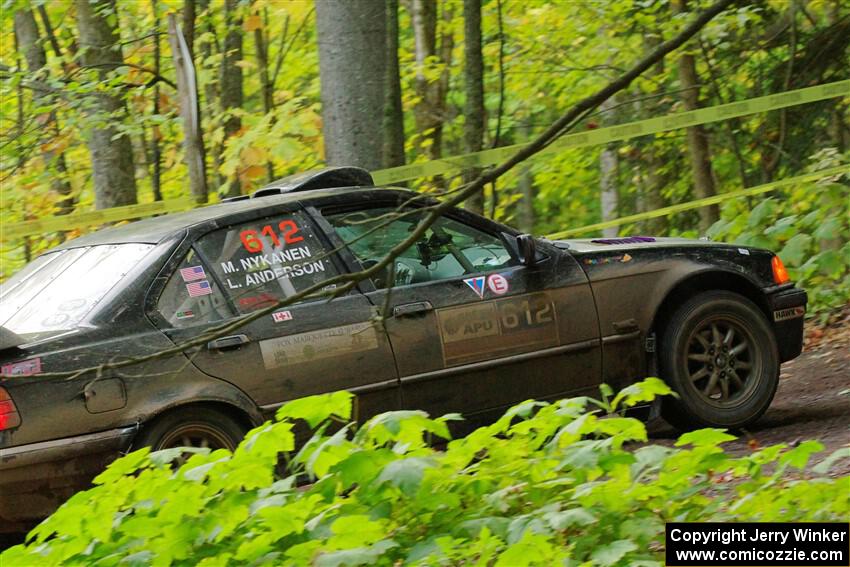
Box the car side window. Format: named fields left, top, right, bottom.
left=156, top=249, right=233, bottom=328
left=326, top=207, right=517, bottom=289
left=195, top=210, right=339, bottom=314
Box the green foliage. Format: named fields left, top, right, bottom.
left=4, top=379, right=848, bottom=566
left=708, top=150, right=850, bottom=315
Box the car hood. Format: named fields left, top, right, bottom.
left=552, top=236, right=743, bottom=254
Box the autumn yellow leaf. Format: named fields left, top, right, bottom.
left=243, top=14, right=262, bottom=32
left=241, top=165, right=267, bottom=181
left=241, top=146, right=267, bottom=166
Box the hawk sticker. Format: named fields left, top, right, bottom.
left=463, top=276, right=486, bottom=299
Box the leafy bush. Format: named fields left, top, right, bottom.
left=3, top=380, right=848, bottom=566
left=708, top=150, right=850, bottom=316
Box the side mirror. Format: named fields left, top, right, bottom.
left=516, top=234, right=537, bottom=266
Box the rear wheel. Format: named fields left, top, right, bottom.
left=659, top=290, right=779, bottom=430
left=136, top=407, right=246, bottom=453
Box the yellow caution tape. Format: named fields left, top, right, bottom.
left=1, top=80, right=847, bottom=243
left=546, top=166, right=850, bottom=239
left=1, top=198, right=195, bottom=241
left=373, top=80, right=849, bottom=185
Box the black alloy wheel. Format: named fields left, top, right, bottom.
left=659, top=290, right=780, bottom=430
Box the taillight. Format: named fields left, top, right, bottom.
left=772, top=255, right=790, bottom=284
left=0, top=388, right=21, bottom=431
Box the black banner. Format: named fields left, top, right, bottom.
left=666, top=522, right=849, bottom=566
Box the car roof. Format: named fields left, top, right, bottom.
left=53, top=186, right=414, bottom=249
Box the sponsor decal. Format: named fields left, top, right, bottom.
left=737, top=248, right=750, bottom=255
left=180, top=265, right=207, bottom=282
left=582, top=253, right=633, bottom=266
left=463, top=276, right=486, bottom=299
left=176, top=309, right=195, bottom=319
left=773, top=306, right=805, bottom=322
left=272, top=310, right=293, bottom=323
left=1, top=358, right=42, bottom=377
left=239, top=220, right=303, bottom=253
left=487, top=273, right=509, bottom=295
left=186, top=280, right=213, bottom=297
left=239, top=292, right=277, bottom=310
left=259, top=322, right=378, bottom=369
left=437, top=292, right=558, bottom=366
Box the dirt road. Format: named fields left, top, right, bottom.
left=650, top=309, right=850, bottom=475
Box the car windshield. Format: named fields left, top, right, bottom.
left=0, top=243, right=154, bottom=341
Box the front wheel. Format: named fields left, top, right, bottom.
left=659, top=290, right=779, bottom=430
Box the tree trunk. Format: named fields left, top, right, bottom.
left=409, top=0, right=452, bottom=160
left=675, top=0, right=718, bottom=232
left=516, top=118, right=536, bottom=233
left=73, top=0, right=137, bottom=209
left=182, top=0, right=196, bottom=59
left=151, top=0, right=163, bottom=202
left=253, top=8, right=276, bottom=180
left=636, top=34, right=666, bottom=235
left=462, top=0, right=485, bottom=215
left=168, top=14, right=209, bottom=204
left=220, top=0, right=243, bottom=197
left=382, top=0, right=405, bottom=169
left=14, top=9, right=74, bottom=215
left=599, top=96, right=619, bottom=238
left=315, top=0, right=387, bottom=170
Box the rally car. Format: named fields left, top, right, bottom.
left=0, top=167, right=806, bottom=530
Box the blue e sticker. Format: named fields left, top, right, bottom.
left=463, top=276, right=486, bottom=299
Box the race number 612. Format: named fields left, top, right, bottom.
left=240, top=220, right=303, bottom=252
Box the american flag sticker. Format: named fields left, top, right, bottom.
left=186, top=280, right=213, bottom=297
left=180, top=265, right=207, bottom=282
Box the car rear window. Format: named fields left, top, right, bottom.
left=195, top=210, right=340, bottom=316
left=0, top=243, right=154, bottom=341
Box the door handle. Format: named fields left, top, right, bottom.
left=207, top=334, right=250, bottom=351
left=392, top=301, right=434, bottom=318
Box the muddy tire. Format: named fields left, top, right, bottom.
left=135, top=407, right=246, bottom=452
left=659, top=290, right=779, bottom=431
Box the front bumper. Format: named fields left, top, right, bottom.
left=0, top=426, right=136, bottom=532
left=764, top=284, right=808, bottom=362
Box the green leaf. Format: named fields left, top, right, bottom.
left=812, top=447, right=850, bottom=474
left=276, top=391, right=354, bottom=428
left=675, top=428, right=737, bottom=447
left=779, top=234, right=813, bottom=266
left=591, top=539, right=638, bottom=566
left=377, top=457, right=435, bottom=496
left=780, top=440, right=824, bottom=469
left=611, top=378, right=673, bottom=409
left=813, top=216, right=842, bottom=241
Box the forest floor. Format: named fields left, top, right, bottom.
left=649, top=305, right=850, bottom=476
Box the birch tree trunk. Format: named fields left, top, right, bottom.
left=463, top=0, right=485, bottom=215
left=517, top=119, right=536, bottom=233
left=13, top=9, right=74, bottom=215
left=315, top=0, right=387, bottom=170
left=168, top=14, right=209, bottom=204
left=599, top=95, right=620, bottom=238
left=74, top=0, right=138, bottom=209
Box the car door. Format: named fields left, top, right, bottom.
left=148, top=208, right=400, bottom=421
left=315, top=203, right=601, bottom=422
